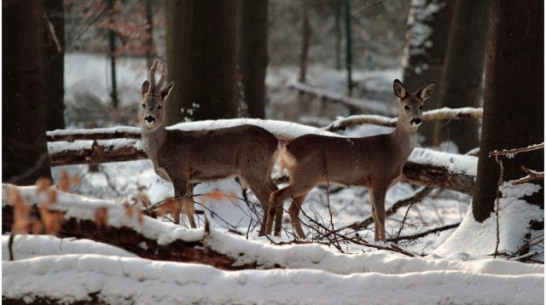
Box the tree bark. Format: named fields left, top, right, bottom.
left=165, top=0, right=240, bottom=123
left=401, top=0, right=455, bottom=147
left=239, top=0, right=268, bottom=119
left=43, top=0, right=65, bottom=131
left=433, top=0, right=490, bottom=153
left=2, top=204, right=254, bottom=271
left=3, top=0, right=52, bottom=185
left=298, top=0, right=310, bottom=84
left=473, top=0, right=544, bottom=222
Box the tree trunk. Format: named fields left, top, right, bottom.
left=473, top=0, right=544, bottom=222
left=344, top=0, right=353, bottom=96
left=239, top=0, right=268, bottom=119
left=165, top=0, right=240, bottom=123
left=43, top=0, right=65, bottom=131
left=401, top=0, right=455, bottom=147
left=3, top=0, right=52, bottom=185
left=433, top=0, right=490, bottom=153
left=145, top=0, right=155, bottom=69
left=298, top=0, right=310, bottom=84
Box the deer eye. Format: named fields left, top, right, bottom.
left=157, top=105, right=162, bottom=110
left=141, top=104, right=145, bottom=108
left=419, top=105, right=423, bottom=110
left=404, top=105, right=410, bottom=111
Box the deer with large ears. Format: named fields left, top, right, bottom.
left=139, top=60, right=283, bottom=236
left=266, top=79, right=435, bottom=241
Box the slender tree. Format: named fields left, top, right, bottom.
left=43, top=0, right=65, bottom=131
left=239, top=0, right=268, bottom=119
left=298, top=0, right=310, bottom=84
left=473, top=0, right=544, bottom=221
left=165, top=0, right=240, bottom=123
left=3, top=0, right=52, bottom=184
left=433, top=0, right=490, bottom=153
left=401, top=0, right=455, bottom=147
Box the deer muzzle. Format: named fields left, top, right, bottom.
left=144, top=115, right=156, bottom=126
left=410, top=118, right=422, bottom=127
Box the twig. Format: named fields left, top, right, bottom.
left=512, top=166, right=544, bottom=185
left=387, top=223, right=460, bottom=243
left=330, top=186, right=433, bottom=235
left=493, top=155, right=504, bottom=258
left=395, top=199, right=417, bottom=241
left=489, top=142, right=544, bottom=156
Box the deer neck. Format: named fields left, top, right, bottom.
left=141, top=124, right=167, bottom=166
left=391, top=122, right=418, bottom=159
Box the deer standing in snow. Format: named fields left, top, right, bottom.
left=139, top=61, right=283, bottom=236
left=266, top=79, right=435, bottom=241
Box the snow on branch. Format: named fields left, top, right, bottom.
left=324, top=107, right=483, bottom=132
left=489, top=142, right=544, bottom=186
left=46, top=123, right=477, bottom=194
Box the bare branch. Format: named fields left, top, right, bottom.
left=489, top=142, right=544, bottom=157
left=325, top=107, right=483, bottom=132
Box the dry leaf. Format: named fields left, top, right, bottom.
left=35, top=177, right=52, bottom=192
left=39, top=206, right=64, bottom=235
left=135, top=193, right=151, bottom=209
left=71, top=174, right=81, bottom=186
left=58, top=169, right=70, bottom=192
left=94, top=207, right=109, bottom=228
left=137, top=210, right=144, bottom=226
left=157, top=198, right=179, bottom=218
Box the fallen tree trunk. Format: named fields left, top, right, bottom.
left=46, top=131, right=476, bottom=194
left=402, top=161, right=475, bottom=194
left=2, top=191, right=254, bottom=271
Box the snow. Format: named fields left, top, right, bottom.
left=3, top=253, right=543, bottom=305
left=435, top=182, right=543, bottom=259
left=4, top=53, right=544, bottom=304
left=3, top=182, right=544, bottom=304
left=409, top=147, right=477, bottom=176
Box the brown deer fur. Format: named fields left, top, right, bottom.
left=266, top=79, right=435, bottom=241
left=139, top=61, right=283, bottom=236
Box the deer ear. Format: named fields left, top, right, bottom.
left=161, top=82, right=174, bottom=101
left=393, top=79, right=407, bottom=99
left=141, top=80, right=150, bottom=97
left=416, top=81, right=436, bottom=101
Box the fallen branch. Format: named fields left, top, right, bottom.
left=324, top=107, right=483, bottom=132
left=512, top=166, right=545, bottom=185
left=401, top=161, right=475, bottom=195
left=323, top=186, right=434, bottom=237
left=387, top=223, right=460, bottom=243
left=489, top=142, right=544, bottom=156
left=46, top=130, right=477, bottom=194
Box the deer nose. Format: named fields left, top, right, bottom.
left=411, top=118, right=422, bottom=127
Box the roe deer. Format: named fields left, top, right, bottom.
left=139, top=61, right=283, bottom=236
left=266, top=79, right=435, bottom=241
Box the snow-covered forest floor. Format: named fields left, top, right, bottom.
left=3, top=53, right=544, bottom=304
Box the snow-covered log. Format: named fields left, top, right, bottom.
left=2, top=184, right=544, bottom=305
left=3, top=252, right=543, bottom=305
left=46, top=123, right=477, bottom=194
left=2, top=184, right=254, bottom=270
left=325, top=107, right=483, bottom=132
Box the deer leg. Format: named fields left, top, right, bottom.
left=267, top=183, right=313, bottom=236
left=289, top=193, right=308, bottom=238
left=369, top=187, right=387, bottom=242
left=245, top=177, right=279, bottom=237
left=184, top=183, right=196, bottom=228
left=173, top=178, right=196, bottom=228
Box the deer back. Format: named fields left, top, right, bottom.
left=158, top=125, right=279, bottom=183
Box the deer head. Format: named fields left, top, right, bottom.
left=393, top=79, right=435, bottom=131
left=140, top=61, right=174, bottom=130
